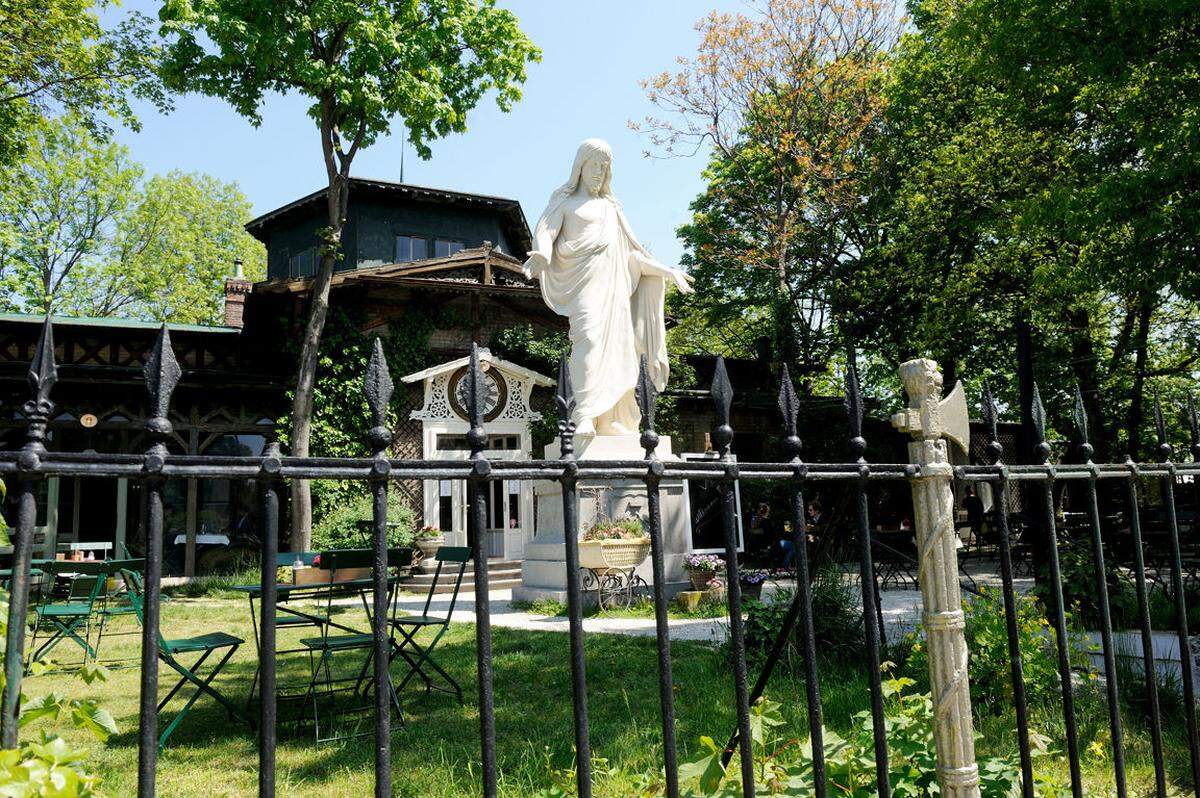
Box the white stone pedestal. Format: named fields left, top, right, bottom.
left=512, top=434, right=693, bottom=605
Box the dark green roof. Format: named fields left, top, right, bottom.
left=0, top=313, right=240, bottom=334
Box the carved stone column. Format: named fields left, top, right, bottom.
left=893, top=358, right=981, bottom=798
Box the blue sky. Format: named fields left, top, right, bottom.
left=112, top=0, right=748, bottom=268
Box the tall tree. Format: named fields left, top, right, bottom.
left=158, top=0, right=539, bottom=549
left=0, top=116, right=265, bottom=320
left=640, top=0, right=899, bottom=386
left=0, top=0, right=165, bottom=164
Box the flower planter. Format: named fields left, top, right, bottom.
left=578, top=538, right=651, bottom=573
left=740, top=581, right=764, bottom=600
left=689, top=571, right=716, bottom=591
left=415, top=535, right=445, bottom=559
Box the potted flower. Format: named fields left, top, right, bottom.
left=683, top=553, right=723, bottom=591
left=578, top=516, right=651, bottom=572
left=414, top=526, right=445, bottom=559
left=739, top=569, right=769, bottom=600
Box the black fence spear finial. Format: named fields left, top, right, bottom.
left=844, top=350, right=865, bottom=463
left=711, top=355, right=734, bottom=459
left=636, top=354, right=659, bottom=458
left=145, top=325, right=181, bottom=453
left=1153, top=392, right=1171, bottom=462
left=778, top=364, right=801, bottom=462
left=1073, top=384, right=1093, bottom=463
left=1188, top=393, right=1199, bottom=463
left=981, top=378, right=1002, bottom=465
left=364, top=338, right=394, bottom=456
left=1031, top=382, right=1050, bottom=465
left=555, top=355, right=577, bottom=460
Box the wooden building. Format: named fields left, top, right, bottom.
left=0, top=179, right=563, bottom=575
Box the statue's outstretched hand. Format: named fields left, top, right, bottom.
left=671, top=269, right=695, bottom=294
left=523, top=251, right=549, bottom=278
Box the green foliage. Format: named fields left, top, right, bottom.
left=277, top=304, right=452, bottom=518
left=741, top=569, right=864, bottom=669
left=310, top=488, right=417, bottom=552
left=0, top=594, right=117, bottom=796
left=158, top=0, right=540, bottom=160
left=906, top=586, right=1093, bottom=715
left=581, top=516, right=645, bottom=542
left=678, top=678, right=1060, bottom=797
left=0, top=0, right=165, bottom=166
left=0, top=116, right=264, bottom=320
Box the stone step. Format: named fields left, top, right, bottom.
left=413, top=576, right=522, bottom=595
left=405, top=567, right=522, bottom=586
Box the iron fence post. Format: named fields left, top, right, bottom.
left=1, top=317, right=56, bottom=749
left=894, top=358, right=980, bottom=798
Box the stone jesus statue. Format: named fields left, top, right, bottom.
left=524, top=138, right=694, bottom=436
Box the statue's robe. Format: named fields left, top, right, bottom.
left=525, top=193, right=670, bottom=431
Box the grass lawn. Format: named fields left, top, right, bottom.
left=22, top=593, right=1195, bottom=797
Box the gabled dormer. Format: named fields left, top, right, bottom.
left=246, top=178, right=533, bottom=281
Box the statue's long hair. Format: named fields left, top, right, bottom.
left=539, top=138, right=616, bottom=220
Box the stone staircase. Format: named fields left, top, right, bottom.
left=401, top=557, right=523, bottom=594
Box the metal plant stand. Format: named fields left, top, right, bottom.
left=582, top=567, right=647, bottom=610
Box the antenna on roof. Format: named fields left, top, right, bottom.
left=400, top=138, right=405, bottom=183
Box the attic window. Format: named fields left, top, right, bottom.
left=395, top=235, right=428, bottom=262
left=288, top=247, right=317, bottom=278
left=435, top=239, right=464, bottom=258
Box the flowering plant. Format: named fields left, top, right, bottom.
left=582, top=516, right=646, bottom=541
left=740, top=569, right=769, bottom=586
left=415, top=526, right=442, bottom=540
left=683, top=553, right=723, bottom=574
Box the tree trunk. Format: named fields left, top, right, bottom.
left=289, top=108, right=353, bottom=552
left=1125, top=295, right=1154, bottom=462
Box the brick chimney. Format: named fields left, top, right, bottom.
left=223, top=258, right=253, bottom=329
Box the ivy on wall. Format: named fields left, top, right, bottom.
left=278, top=303, right=456, bottom=520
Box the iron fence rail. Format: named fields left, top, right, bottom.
left=0, top=318, right=1196, bottom=798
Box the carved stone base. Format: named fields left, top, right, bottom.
left=512, top=434, right=692, bottom=604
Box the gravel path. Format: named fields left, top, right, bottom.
left=392, top=580, right=934, bottom=645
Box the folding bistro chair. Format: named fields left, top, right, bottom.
left=388, top=545, right=470, bottom=703
left=27, top=560, right=107, bottom=670
left=297, top=548, right=412, bottom=743
left=92, top=558, right=145, bottom=662
left=120, top=570, right=250, bottom=750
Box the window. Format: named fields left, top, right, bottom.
left=288, top=247, right=317, bottom=278
left=438, top=480, right=453, bottom=531
left=395, top=235, right=429, bottom=262
left=434, top=239, right=464, bottom=258
left=435, top=434, right=519, bottom=451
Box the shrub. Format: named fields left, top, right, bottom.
left=0, top=593, right=118, bottom=796
left=741, top=568, right=864, bottom=669
left=677, top=672, right=1064, bottom=797
left=904, top=586, right=1093, bottom=713
left=310, top=487, right=417, bottom=551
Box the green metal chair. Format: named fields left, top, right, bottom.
left=388, top=545, right=470, bottom=703
left=119, top=569, right=250, bottom=750
left=297, top=547, right=412, bottom=743
left=27, top=560, right=108, bottom=670
left=92, top=558, right=146, bottom=662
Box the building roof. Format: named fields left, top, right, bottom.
left=245, top=177, right=533, bottom=257
left=252, top=244, right=540, bottom=296
left=0, top=312, right=240, bottom=335
left=400, top=347, right=554, bottom=386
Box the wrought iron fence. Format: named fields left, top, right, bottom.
left=0, top=317, right=1196, bottom=798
